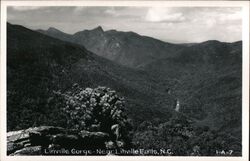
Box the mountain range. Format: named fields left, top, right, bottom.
left=7, top=23, right=176, bottom=131
left=8, top=23, right=242, bottom=141
left=37, top=26, right=186, bottom=68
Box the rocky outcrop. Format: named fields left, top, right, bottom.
left=7, top=126, right=123, bottom=156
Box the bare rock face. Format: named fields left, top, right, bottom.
left=79, top=130, right=110, bottom=149
left=7, top=126, right=115, bottom=156
left=13, top=146, right=42, bottom=156
left=7, top=142, right=24, bottom=155
left=7, top=126, right=65, bottom=155
left=79, top=130, right=109, bottom=141
left=52, top=134, right=81, bottom=149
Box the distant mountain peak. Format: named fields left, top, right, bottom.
left=201, top=40, right=221, bottom=45
left=47, top=27, right=62, bottom=33
left=91, top=26, right=104, bottom=33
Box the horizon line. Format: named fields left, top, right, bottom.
left=7, top=22, right=243, bottom=45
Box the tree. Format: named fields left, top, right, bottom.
left=59, top=85, right=131, bottom=145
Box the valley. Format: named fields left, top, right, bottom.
left=7, top=22, right=242, bottom=156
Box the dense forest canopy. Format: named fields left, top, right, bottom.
left=7, top=23, right=242, bottom=156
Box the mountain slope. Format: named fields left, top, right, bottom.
left=7, top=23, right=176, bottom=131
left=9, top=23, right=242, bottom=143
left=37, top=27, right=185, bottom=68
left=37, top=27, right=72, bottom=42
left=142, top=40, right=242, bottom=138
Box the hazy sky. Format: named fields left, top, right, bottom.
left=7, top=6, right=242, bottom=43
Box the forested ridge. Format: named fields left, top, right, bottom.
left=7, top=23, right=242, bottom=156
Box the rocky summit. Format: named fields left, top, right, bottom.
left=7, top=126, right=123, bottom=156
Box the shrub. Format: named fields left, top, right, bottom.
left=59, top=85, right=131, bottom=143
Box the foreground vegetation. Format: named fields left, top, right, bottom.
left=7, top=23, right=242, bottom=156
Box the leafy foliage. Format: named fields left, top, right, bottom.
left=58, top=85, right=132, bottom=141
left=7, top=23, right=242, bottom=156
left=133, top=114, right=241, bottom=156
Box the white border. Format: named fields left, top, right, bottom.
left=0, top=1, right=249, bottom=161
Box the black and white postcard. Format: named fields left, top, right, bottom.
left=0, top=0, right=249, bottom=161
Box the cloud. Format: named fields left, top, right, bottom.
left=7, top=6, right=242, bottom=43
left=205, top=19, right=217, bottom=28
left=218, top=10, right=241, bottom=22
left=73, top=7, right=85, bottom=13
left=145, top=7, right=186, bottom=23
left=104, top=7, right=118, bottom=16
left=11, top=6, right=43, bottom=11
left=104, top=7, right=145, bottom=20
